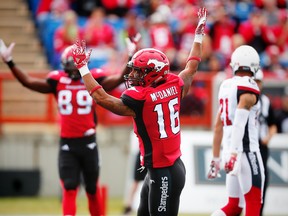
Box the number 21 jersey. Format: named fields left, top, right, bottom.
left=218, top=76, right=260, bottom=153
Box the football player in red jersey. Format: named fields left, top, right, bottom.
left=0, top=36, right=139, bottom=216
left=71, top=7, right=207, bottom=216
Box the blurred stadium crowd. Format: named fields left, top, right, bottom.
left=26, top=0, right=288, bottom=74
left=24, top=0, right=288, bottom=133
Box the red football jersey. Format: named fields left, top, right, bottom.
left=121, top=73, right=184, bottom=168
left=47, top=69, right=106, bottom=138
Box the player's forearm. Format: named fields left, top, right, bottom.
left=6, top=61, right=29, bottom=85
left=80, top=66, right=135, bottom=117
left=90, top=85, right=135, bottom=117
left=185, top=42, right=202, bottom=76
left=212, top=112, right=223, bottom=157
left=178, top=43, right=202, bottom=97
left=212, top=135, right=222, bottom=158
left=178, top=35, right=203, bottom=98
left=6, top=61, right=51, bottom=93
left=97, top=96, right=135, bottom=117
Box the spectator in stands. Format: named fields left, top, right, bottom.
left=0, top=36, right=139, bottom=216
left=254, top=69, right=277, bottom=216
left=271, top=9, right=288, bottom=69
left=117, top=10, right=148, bottom=53
left=197, top=35, right=225, bottom=72
left=36, top=0, right=73, bottom=67
left=230, top=0, right=254, bottom=27
left=138, top=0, right=170, bottom=18
left=208, top=3, right=237, bottom=66
left=53, top=10, right=84, bottom=69
left=259, top=0, right=281, bottom=26
left=262, top=45, right=286, bottom=78
left=72, top=0, right=102, bottom=17
left=101, top=0, right=135, bottom=18
left=275, top=90, right=288, bottom=133
left=84, top=7, right=115, bottom=48
left=175, top=4, right=201, bottom=70
left=237, top=8, right=274, bottom=55
left=36, top=0, right=71, bottom=40
left=148, top=10, right=177, bottom=70
left=255, top=0, right=287, bottom=8
left=36, top=0, right=70, bottom=22
left=83, top=7, right=115, bottom=68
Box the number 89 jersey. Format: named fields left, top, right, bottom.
left=47, top=69, right=106, bottom=138
left=121, top=73, right=184, bottom=168
left=218, top=76, right=260, bottom=153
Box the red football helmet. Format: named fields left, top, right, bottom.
left=125, top=48, right=170, bottom=87
left=61, top=45, right=81, bottom=80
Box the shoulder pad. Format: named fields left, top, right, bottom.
left=237, top=76, right=259, bottom=94
left=123, top=86, right=146, bottom=100
left=47, top=70, right=65, bottom=80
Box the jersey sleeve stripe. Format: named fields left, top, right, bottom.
left=237, top=86, right=260, bottom=95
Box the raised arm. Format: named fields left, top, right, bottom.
left=0, top=39, right=52, bottom=93
left=72, top=39, right=135, bottom=117
left=178, top=7, right=207, bottom=98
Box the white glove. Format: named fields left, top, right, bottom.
left=229, top=153, right=242, bottom=176
left=194, top=7, right=207, bottom=43
left=207, top=157, right=221, bottom=179
left=0, top=39, right=15, bottom=62
left=72, top=39, right=92, bottom=69
left=125, top=33, right=141, bottom=57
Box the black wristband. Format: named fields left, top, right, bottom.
left=6, top=60, right=15, bottom=68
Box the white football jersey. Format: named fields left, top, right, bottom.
left=218, top=76, right=260, bottom=153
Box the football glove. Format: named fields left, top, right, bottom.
left=194, top=7, right=207, bottom=43
left=224, top=154, right=237, bottom=174
left=195, top=7, right=207, bottom=35
left=207, top=158, right=221, bottom=179
left=125, top=33, right=141, bottom=57
left=72, top=39, right=92, bottom=69
left=0, top=39, right=15, bottom=62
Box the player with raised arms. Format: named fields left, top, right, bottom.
left=71, top=7, right=207, bottom=216
left=0, top=35, right=140, bottom=216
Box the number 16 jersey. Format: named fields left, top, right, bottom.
left=121, top=73, right=184, bottom=168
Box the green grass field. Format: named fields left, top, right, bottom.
left=0, top=196, right=208, bottom=215
left=0, top=196, right=285, bottom=216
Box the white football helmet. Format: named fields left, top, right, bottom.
left=254, top=69, right=263, bottom=81
left=230, top=45, right=260, bottom=76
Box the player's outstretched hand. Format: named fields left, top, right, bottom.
left=195, top=7, right=207, bottom=36
left=207, top=158, right=221, bottom=179
left=125, top=33, right=141, bottom=57
left=224, top=154, right=237, bottom=174
left=0, top=39, right=15, bottom=62
left=72, top=39, right=92, bottom=69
